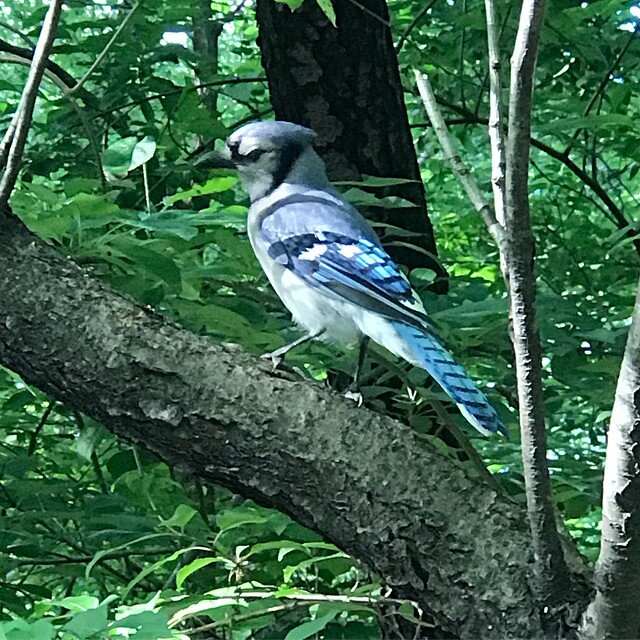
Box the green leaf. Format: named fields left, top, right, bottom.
left=111, top=611, right=172, bottom=640
left=1, top=620, right=54, bottom=640
left=63, top=605, right=108, bottom=639
left=334, top=175, right=419, bottom=187
left=129, top=136, right=157, bottom=171
left=536, top=113, right=634, bottom=134
left=216, top=507, right=269, bottom=533
left=102, top=137, right=138, bottom=179
left=284, top=610, right=338, bottom=640
left=162, top=176, right=238, bottom=208
left=176, top=556, right=223, bottom=589
left=315, top=0, right=336, bottom=25
left=276, top=0, right=305, bottom=9
left=162, top=503, right=198, bottom=530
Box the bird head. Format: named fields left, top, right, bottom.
left=212, top=121, right=323, bottom=201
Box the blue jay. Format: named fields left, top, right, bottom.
left=215, top=120, right=506, bottom=437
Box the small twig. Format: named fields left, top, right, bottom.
left=0, top=55, right=105, bottom=188
left=66, top=1, right=140, bottom=97
left=185, top=604, right=298, bottom=636
left=142, top=163, right=151, bottom=213
left=395, top=0, right=439, bottom=53
left=27, top=402, right=57, bottom=456
left=0, top=22, right=35, bottom=48
left=98, top=76, right=266, bottom=117
left=344, top=0, right=391, bottom=26
left=411, top=95, right=640, bottom=258
left=0, top=0, right=63, bottom=203
left=563, top=24, right=639, bottom=157
left=15, top=548, right=176, bottom=567
left=0, top=37, right=95, bottom=105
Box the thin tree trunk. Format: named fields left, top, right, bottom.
left=581, top=278, right=640, bottom=639
left=504, top=0, right=573, bottom=604
left=255, top=0, right=446, bottom=288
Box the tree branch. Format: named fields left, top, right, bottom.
left=0, top=206, right=564, bottom=638
left=483, top=0, right=508, bottom=226
left=411, top=95, right=640, bottom=258
left=414, top=71, right=504, bottom=246
left=504, top=0, right=570, bottom=602
left=0, top=37, right=90, bottom=102
left=563, top=24, right=639, bottom=157
left=0, top=54, right=106, bottom=189
left=581, top=277, right=640, bottom=638
left=395, top=0, right=439, bottom=53
left=65, top=0, right=141, bottom=98
left=0, top=0, right=63, bottom=201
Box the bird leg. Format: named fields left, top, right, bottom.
left=261, top=329, right=324, bottom=370
left=344, top=336, right=370, bottom=405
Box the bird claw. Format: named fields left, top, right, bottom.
left=344, top=390, right=364, bottom=406
left=260, top=351, right=283, bottom=371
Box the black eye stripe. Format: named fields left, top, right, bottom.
left=245, top=148, right=265, bottom=161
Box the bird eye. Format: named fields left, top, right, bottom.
left=245, top=148, right=265, bottom=161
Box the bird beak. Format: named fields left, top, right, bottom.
left=204, top=146, right=236, bottom=169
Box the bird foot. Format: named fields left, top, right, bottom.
left=344, top=390, right=364, bottom=406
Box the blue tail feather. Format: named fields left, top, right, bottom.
left=390, top=321, right=507, bottom=437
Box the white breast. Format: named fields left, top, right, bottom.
left=247, top=202, right=362, bottom=347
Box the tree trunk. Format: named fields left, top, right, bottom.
left=255, top=0, right=447, bottom=289
left=581, top=278, right=640, bottom=639
left=0, top=206, right=560, bottom=638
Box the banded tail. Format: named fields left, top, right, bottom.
left=386, top=321, right=507, bottom=437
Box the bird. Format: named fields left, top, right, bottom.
left=213, top=120, right=507, bottom=437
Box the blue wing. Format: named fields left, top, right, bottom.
left=257, top=193, right=431, bottom=329
left=268, top=230, right=431, bottom=330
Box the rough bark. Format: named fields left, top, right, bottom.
left=0, top=207, right=553, bottom=638
left=255, top=0, right=446, bottom=287
left=581, top=279, right=640, bottom=639
left=505, top=0, right=571, bottom=603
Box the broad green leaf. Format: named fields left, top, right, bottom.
left=284, top=610, right=338, bottom=640
left=276, top=0, right=305, bottom=9
left=129, top=136, right=157, bottom=171
left=176, top=556, right=223, bottom=588
left=162, top=176, right=238, bottom=208
left=102, top=137, right=138, bottom=179
left=315, top=0, right=336, bottom=25
left=162, top=504, right=198, bottom=530
left=63, top=605, right=108, bottom=639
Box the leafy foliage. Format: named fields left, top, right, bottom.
left=0, top=0, right=639, bottom=635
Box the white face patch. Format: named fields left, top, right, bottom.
left=236, top=136, right=275, bottom=157
left=298, top=244, right=328, bottom=261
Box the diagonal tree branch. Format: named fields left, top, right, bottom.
left=411, top=95, right=640, bottom=257
left=414, top=71, right=503, bottom=247
left=0, top=206, right=558, bottom=638
left=65, top=0, right=140, bottom=98
left=504, top=0, right=571, bottom=602
left=581, top=277, right=640, bottom=639
left=0, top=0, right=63, bottom=201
